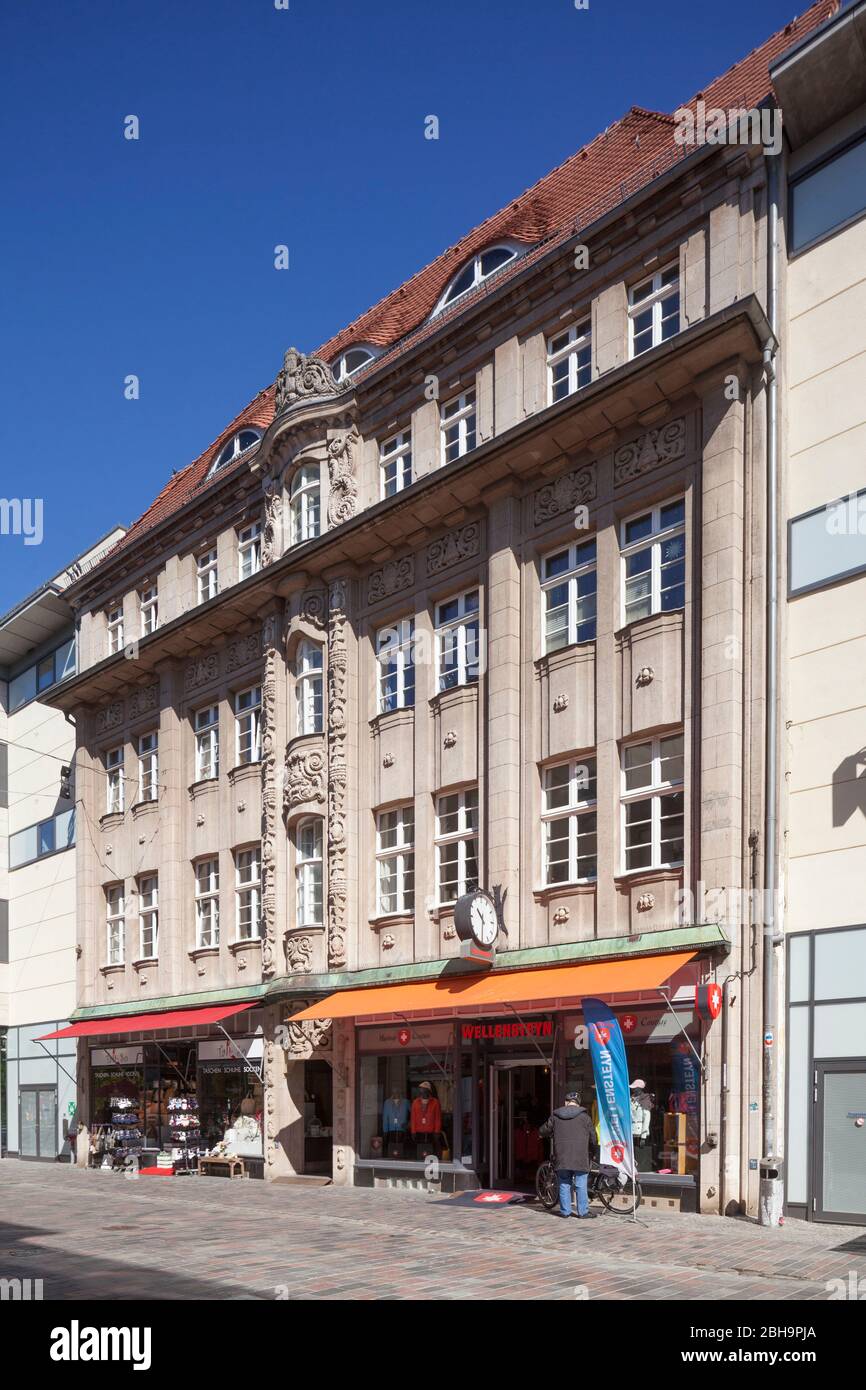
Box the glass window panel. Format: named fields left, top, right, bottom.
left=624, top=744, right=652, bottom=790
left=815, top=928, right=866, bottom=1002
left=785, top=1005, right=810, bottom=1204
left=789, top=494, right=866, bottom=594
left=788, top=935, right=810, bottom=1004
left=814, top=1002, right=866, bottom=1057
left=791, top=135, right=866, bottom=251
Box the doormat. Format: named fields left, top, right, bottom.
left=434, top=1190, right=526, bottom=1209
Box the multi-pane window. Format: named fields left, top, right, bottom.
left=435, top=590, right=480, bottom=691
left=107, top=605, right=124, bottom=655
left=542, top=539, right=597, bottom=651
left=295, top=641, right=324, bottom=735
left=139, top=586, right=158, bottom=636
left=105, top=746, right=124, bottom=814
left=235, top=686, right=262, bottom=765
left=435, top=788, right=479, bottom=903
left=194, top=705, right=219, bottom=781
left=290, top=465, right=321, bottom=544
left=547, top=320, right=592, bottom=403
left=376, top=618, right=415, bottom=713
left=628, top=264, right=680, bottom=357
left=8, top=636, right=76, bottom=710
left=621, top=499, right=686, bottom=625
left=296, top=819, right=323, bottom=927
left=235, top=848, right=261, bottom=941
left=138, top=731, right=158, bottom=804
left=106, top=884, right=125, bottom=966
left=138, top=875, right=158, bottom=959
left=380, top=430, right=413, bottom=498
left=197, top=548, right=219, bottom=602
left=195, top=858, right=220, bottom=948
left=376, top=806, right=415, bottom=915
left=437, top=245, right=517, bottom=310
left=238, top=522, right=262, bottom=581
left=441, top=390, right=477, bottom=465
left=621, top=733, right=685, bottom=872
left=543, top=759, right=598, bottom=884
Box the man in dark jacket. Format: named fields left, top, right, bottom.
left=539, top=1092, right=598, bottom=1218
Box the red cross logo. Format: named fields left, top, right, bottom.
left=621, top=1014, right=637, bottom=1033
left=397, top=1028, right=411, bottom=1047
left=610, top=1144, right=625, bottom=1164
left=593, top=1025, right=610, bottom=1045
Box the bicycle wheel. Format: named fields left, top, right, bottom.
left=597, top=1175, right=642, bottom=1215
left=535, top=1161, right=558, bottom=1210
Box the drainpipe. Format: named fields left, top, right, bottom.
left=760, top=154, right=784, bottom=1226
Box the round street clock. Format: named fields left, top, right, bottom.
left=454, top=890, right=500, bottom=948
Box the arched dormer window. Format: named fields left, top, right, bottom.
left=432, top=244, right=521, bottom=317
left=208, top=428, right=262, bottom=476
left=331, top=345, right=377, bottom=383
left=290, top=464, right=321, bottom=544
left=295, top=639, right=324, bottom=736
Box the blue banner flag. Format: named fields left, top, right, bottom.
left=582, top=996, right=636, bottom=1180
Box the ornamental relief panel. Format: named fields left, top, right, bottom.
left=227, top=631, right=262, bottom=673
left=534, top=464, right=597, bottom=525
left=185, top=652, right=219, bottom=691
left=96, top=701, right=123, bottom=734
left=327, top=426, right=359, bottom=530
left=259, top=612, right=281, bottom=978
left=283, top=745, right=326, bottom=811
left=613, top=417, right=686, bottom=487
left=426, top=522, right=481, bottom=576
left=128, top=682, right=159, bottom=720
left=367, top=555, right=414, bottom=606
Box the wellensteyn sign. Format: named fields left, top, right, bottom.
left=461, top=1020, right=553, bottom=1042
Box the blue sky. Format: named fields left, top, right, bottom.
left=0, top=0, right=806, bottom=611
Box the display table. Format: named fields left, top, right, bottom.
left=199, top=1155, right=247, bottom=1180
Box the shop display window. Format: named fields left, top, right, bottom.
left=198, top=1062, right=263, bottom=1156
left=360, top=1053, right=455, bottom=1162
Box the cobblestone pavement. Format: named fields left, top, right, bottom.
left=1, top=1160, right=864, bottom=1301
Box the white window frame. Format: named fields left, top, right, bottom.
left=137, top=731, right=158, bottom=804
left=376, top=805, right=415, bottom=916
left=106, top=884, right=125, bottom=966
left=620, top=733, right=685, bottom=873
left=435, top=589, right=480, bottom=692
left=139, top=585, right=158, bottom=637
left=620, top=498, right=686, bottom=627
left=235, top=847, right=261, bottom=941
left=209, top=429, right=261, bottom=476
left=376, top=618, right=415, bottom=713
left=332, top=346, right=377, bottom=383
left=237, top=522, right=262, bottom=581
left=234, top=686, right=262, bottom=766
left=195, top=857, right=220, bottom=948
left=197, top=548, right=219, bottom=603
left=435, top=787, right=479, bottom=904
left=547, top=319, right=592, bottom=404
left=440, top=389, right=477, bottom=465
left=290, top=465, right=321, bottom=545
left=138, top=874, right=158, bottom=960
left=107, top=605, right=124, bottom=655
left=542, top=758, right=598, bottom=886
left=194, top=704, right=219, bottom=782
left=380, top=430, right=413, bottom=498
left=105, top=746, right=124, bottom=815
left=541, top=538, right=597, bottom=653
left=296, top=818, right=324, bottom=927
left=433, top=244, right=519, bottom=315
left=295, top=641, right=324, bottom=736
left=628, top=263, right=680, bottom=358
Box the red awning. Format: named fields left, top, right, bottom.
left=36, top=1002, right=256, bottom=1041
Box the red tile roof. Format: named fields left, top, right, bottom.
left=103, top=1, right=836, bottom=571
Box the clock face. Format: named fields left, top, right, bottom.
left=470, top=894, right=498, bottom=946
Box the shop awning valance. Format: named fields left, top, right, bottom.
left=288, top=951, right=696, bottom=1022
left=36, top=1001, right=256, bottom=1042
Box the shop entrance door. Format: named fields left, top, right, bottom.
left=814, top=1061, right=866, bottom=1224
left=19, top=1085, right=57, bottom=1159
left=490, top=1061, right=551, bottom=1189
left=303, top=1060, right=333, bottom=1176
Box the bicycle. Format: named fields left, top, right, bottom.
left=536, top=1156, right=642, bottom=1216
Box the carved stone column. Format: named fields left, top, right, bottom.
left=326, top=577, right=355, bottom=969
left=260, top=607, right=285, bottom=977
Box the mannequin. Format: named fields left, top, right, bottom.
left=630, top=1078, right=652, bottom=1171
left=382, top=1089, right=410, bottom=1158
left=410, top=1081, right=442, bottom=1158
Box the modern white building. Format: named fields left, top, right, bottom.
left=0, top=530, right=125, bottom=1160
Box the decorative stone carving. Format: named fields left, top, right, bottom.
left=443, top=730, right=457, bottom=748
left=284, top=747, right=326, bottom=809
left=129, top=682, right=159, bottom=720
left=426, top=522, right=481, bottom=576
left=327, top=579, right=350, bottom=968
left=614, top=417, right=686, bottom=487
left=259, top=613, right=280, bottom=977
left=381, top=933, right=396, bottom=950
left=534, top=465, right=597, bottom=524
left=636, top=666, right=655, bottom=687
left=196, top=814, right=205, bottom=827
left=382, top=753, right=394, bottom=768
left=285, top=934, right=314, bottom=975
left=274, top=347, right=344, bottom=415
left=636, top=893, right=655, bottom=912
left=552, top=693, right=569, bottom=713
left=553, top=906, right=570, bottom=925
left=443, top=922, right=457, bottom=940
left=264, top=1037, right=280, bottom=1169
left=261, top=475, right=283, bottom=566
left=283, top=1004, right=332, bottom=1057
left=185, top=653, right=219, bottom=691
left=227, top=631, right=262, bottom=673
left=367, top=555, right=414, bottom=605
left=327, top=427, right=359, bottom=529
left=300, top=589, right=326, bottom=629
left=96, top=702, right=123, bottom=734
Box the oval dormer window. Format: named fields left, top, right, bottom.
left=434, top=244, right=519, bottom=316
left=332, top=346, right=377, bottom=383
left=209, top=429, right=262, bottom=475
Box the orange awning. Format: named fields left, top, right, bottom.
left=289, top=951, right=696, bottom=1021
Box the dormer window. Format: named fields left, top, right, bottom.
left=209, top=428, right=262, bottom=476
left=433, top=244, right=520, bottom=316
left=331, top=346, right=377, bottom=383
